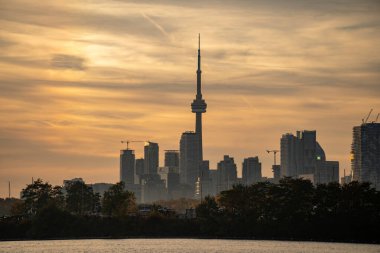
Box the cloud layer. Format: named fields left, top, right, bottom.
left=0, top=0, right=380, bottom=196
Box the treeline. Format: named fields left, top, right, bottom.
left=0, top=179, right=198, bottom=239
left=1, top=178, right=380, bottom=243
left=196, top=178, right=380, bottom=242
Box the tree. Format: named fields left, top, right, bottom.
left=65, top=180, right=97, bottom=215
left=196, top=196, right=220, bottom=234
left=20, top=179, right=64, bottom=215
left=102, top=182, right=136, bottom=217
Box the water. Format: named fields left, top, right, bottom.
left=0, top=239, right=379, bottom=253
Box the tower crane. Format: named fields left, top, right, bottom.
left=362, top=109, right=373, bottom=124
left=266, top=150, right=280, bottom=166
left=121, top=140, right=145, bottom=150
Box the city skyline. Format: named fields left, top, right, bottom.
left=1, top=0, right=380, bottom=197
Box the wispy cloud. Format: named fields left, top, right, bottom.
left=51, top=54, right=86, bottom=70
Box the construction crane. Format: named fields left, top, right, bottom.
left=362, top=109, right=373, bottom=124
left=266, top=150, right=280, bottom=166
left=121, top=140, right=145, bottom=150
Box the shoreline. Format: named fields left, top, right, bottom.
left=1, top=236, right=379, bottom=245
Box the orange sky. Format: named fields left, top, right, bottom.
left=1, top=0, right=380, bottom=197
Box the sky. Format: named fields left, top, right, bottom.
left=1, top=0, right=380, bottom=197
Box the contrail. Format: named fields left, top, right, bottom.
left=141, top=12, right=170, bottom=39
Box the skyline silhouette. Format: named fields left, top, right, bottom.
left=1, top=0, right=380, bottom=197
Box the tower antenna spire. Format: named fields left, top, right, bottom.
left=198, top=33, right=200, bottom=50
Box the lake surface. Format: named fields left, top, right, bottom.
left=0, top=239, right=379, bottom=253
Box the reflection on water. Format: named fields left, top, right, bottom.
left=0, top=239, right=379, bottom=253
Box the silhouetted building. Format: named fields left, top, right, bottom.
left=341, top=170, right=352, bottom=185
left=120, top=149, right=135, bottom=184
left=272, top=165, right=281, bottom=183
left=280, top=133, right=299, bottom=177
left=179, top=131, right=199, bottom=187
left=242, top=157, right=262, bottom=185
left=316, top=161, right=339, bottom=184
left=351, top=123, right=380, bottom=189
left=216, top=155, right=237, bottom=193
left=301, top=130, right=317, bottom=175
left=135, top=158, right=144, bottom=183
left=280, top=130, right=318, bottom=177
left=209, top=170, right=218, bottom=196
left=144, top=142, right=159, bottom=175
left=91, top=183, right=114, bottom=197
left=280, top=130, right=339, bottom=184
left=167, top=171, right=180, bottom=199
left=195, top=160, right=211, bottom=199
left=141, top=174, right=167, bottom=203
left=158, top=166, right=169, bottom=187
left=165, top=150, right=179, bottom=168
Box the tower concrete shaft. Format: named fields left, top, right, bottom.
left=191, top=34, right=207, bottom=163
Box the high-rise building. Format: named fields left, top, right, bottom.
left=216, top=155, right=237, bottom=193
left=165, top=150, right=179, bottom=170
left=179, top=131, right=199, bottom=186
left=135, top=158, right=144, bottom=183
left=316, top=161, right=339, bottom=184
left=299, top=130, right=317, bottom=175
left=351, top=123, right=380, bottom=189
left=120, top=149, right=135, bottom=184
left=195, top=160, right=211, bottom=199
left=144, top=142, right=159, bottom=175
left=280, top=133, right=300, bottom=177
left=141, top=174, right=166, bottom=203
left=242, top=157, right=262, bottom=185
left=280, top=130, right=339, bottom=184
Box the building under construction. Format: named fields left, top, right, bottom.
left=351, top=122, right=380, bottom=190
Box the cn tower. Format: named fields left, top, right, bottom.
left=191, top=34, right=207, bottom=163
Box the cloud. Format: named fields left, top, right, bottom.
left=1, top=0, right=380, bottom=196
left=51, top=54, right=86, bottom=70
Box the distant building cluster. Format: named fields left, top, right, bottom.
left=114, top=39, right=380, bottom=203
left=71, top=39, right=379, bottom=204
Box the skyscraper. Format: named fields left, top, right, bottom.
left=144, top=142, right=159, bottom=175
left=280, top=133, right=299, bottom=177
left=280, top=130, right=339, bottom=184
left=216, top=155, right=237, bottom=193
left=164, top=150, right=179, bottom=169
left=179, top=131, right=199, bottom=185
left=120, top=149, right=135, bottom=184
left=351, top=123, right=380, bottom=189
left=242, top=156, right=262, bottom=185
left=135, top=158, right=144, bottom=183
left=299, top=130, right=317, bottom=175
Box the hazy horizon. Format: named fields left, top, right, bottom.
left=1, top=0, right=380, bottom=197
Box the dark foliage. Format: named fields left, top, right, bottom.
left=1, top=178, right=379, bottom=243
left=196, top=178, right=380, bottom=242
left=65, top=181, right=100, bottom=215
left=102, top=182, right=136, bottom=217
